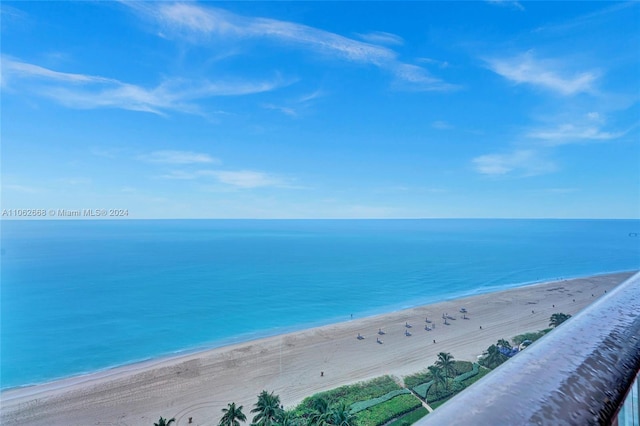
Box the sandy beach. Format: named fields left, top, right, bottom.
left=1, top=271, right=635, bottom=426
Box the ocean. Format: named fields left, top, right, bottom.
left=1, top=219, right=639, bottom=390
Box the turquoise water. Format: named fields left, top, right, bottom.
left=1, top=219, right=639, bottom=389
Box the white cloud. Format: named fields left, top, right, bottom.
left=473, top=149, right=556, bottom=176
left=355, top=31, right=404, bottom=46
left=3, top=59, right=116, bottom=85
left=392, top=64, right=459, bottom=92
left=486, top=0, right=525, bottom=11
left=262, top=103, right=297, bottom=117
left=141, top=150, right=220, bottom=164
left=527, top=123, right=625, bottom=145
left=124, top=2, right=455, bottom=92
left=486, top=52, right=598, bottom=96
left=586, top=112, right=601, bottom=121
left=159, top=168, right=292, bottom=189
left=207, top=170, right=287, bottom=188
left=417, top=57, right=450, bottom=69
left=2, top=56, right=288, bottom=115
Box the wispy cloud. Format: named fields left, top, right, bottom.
left=206, top=170, right=288, bottom=189
left=527, top=123, right=626, bottom=146
left=472, top=149, right=556, bottom=176
left=486, top=51, right=598, bottom=96
left=124, top=2, right=456, bottom=92
left=2, top=56, right=288, bottom=115
left=141, top=150, right=220, bottom=164
left=262, top=103, right=297, bottom=117
left=526, top=111, right=631, bottom=146
left=486, top=0, right=525, bottom=11
left=355, top=31, right=404, bottom=46
left=159, top=168, right=293, bottom=189
left=392, top=64, right=459, bottom=92
left=417, top=57, right=450, bottom=69
left=432, top=120, right=453, bottom=130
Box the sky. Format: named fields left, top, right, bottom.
left=1, top=1, right=639, bottom=219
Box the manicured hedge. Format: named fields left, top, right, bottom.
left=387, top=407, right=429, bottom=426
left=453, top=363, right=479, bottom=382
left=356, top=394, right=423, bottom=426
left=412, top=380, right=433, bottom=399
left=350, top=388, right=410, bottom=413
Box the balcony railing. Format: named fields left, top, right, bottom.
left=416, top=272, right=640, bottom=426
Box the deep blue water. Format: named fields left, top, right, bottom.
left=1, top=219, right=639, bottom=389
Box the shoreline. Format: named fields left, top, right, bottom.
left=1, top=271, right=636, bottom=425
left=3, top=268, right=632, bottom=394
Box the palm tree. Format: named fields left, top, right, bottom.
left=220, top=402, right=247, bottom=426
left=549, top=313, right=571, bottom=328
left=435, top=352, right=456, bottom=380
left=428, top=365, right=446, bottom=396
left=275, top=410, right=299, bottom=426
left=481, top=344, right=508, bottom=369
left=496, top=339, right=512, bottom=351
left=155, top=418, right=175, bottom=426
left=252, top=390, right=283, bottom=426
left=327, top=402, right=357, bottom=426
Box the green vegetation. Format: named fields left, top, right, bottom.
left=452, top=360, right=473, bottom=375
left=496, top=339, right=512, bottom=350
left=350, top=389, right=410, bottom=414
left=426, top=377, right=464, bottom=402
left=403, top=370, right=432, bottom=389
left=219, top=403, right=247, bottom=426
left=452, top=363, right=479, bottom=382
left=549, top=312, right=572, bottom=328
left=479, top=344, right=508, bottom=369
left=386, top=407, right=429, bottom=426
left=459, top=365, right=492, bottom=387
left=435, top=352, right=456, bottom=381
left=512, top=330, right=549, bottom=345
left=176, top=326, right=563, bottom=426
left=297, top=376, right=401, bottom=411
left=355, top=394, right=422, bottom=426
left=427, top=365, right=446, bottom=395
left=412, top=381, right=433, bottom=399
left=252, top=390, right=283, bottom=426
left=154, top=418, right=175, bottom=426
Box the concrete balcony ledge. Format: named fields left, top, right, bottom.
left=417, top=272, right=640, bottom=426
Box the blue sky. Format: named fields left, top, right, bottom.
left=2, top=1, right=639, bottom=219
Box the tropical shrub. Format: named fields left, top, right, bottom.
left=355, top=394, right=422, bottom=426
left=297, top=376, right=400, bottom=412
left=426, top=380, right=464, bottom=402
left=512, top=330, right=548, bottom=345
left=549, top=313, right=572, bottom=328
left=386, top=407, right=428, bottom=426
left=453, top=363, right=479, bottom=382
left=350, top=389, right=410, bottom=414
left=403, top=370, right=432, bottom=389
left=453, top=360, right=473, bottom=375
